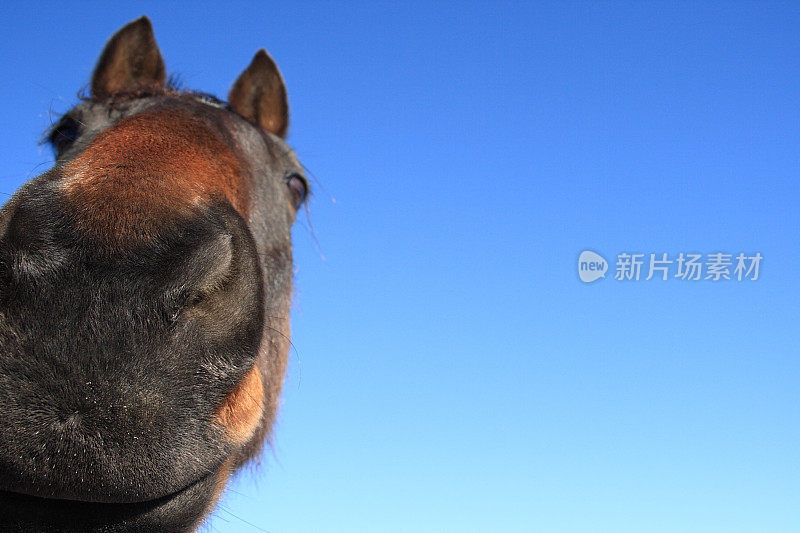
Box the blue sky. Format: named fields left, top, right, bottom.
left=1, top=2, right=799, bottom=532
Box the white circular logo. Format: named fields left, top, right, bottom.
left=578, top=250, right=607, bottom=283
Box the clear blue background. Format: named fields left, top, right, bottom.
left=1, top=2, right=799, bottom=532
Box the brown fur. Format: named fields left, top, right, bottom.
left=229, top=50, right=289, bottom=137
left=60, top=108, right=249, bottom=244
left=213, top=365, right=265, bottom=445
left=91, top=18, right=166, bottom=99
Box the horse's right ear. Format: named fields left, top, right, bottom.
left=228, top=50, right=289, bottom=138
left=91, top=17, right=166, bottom=99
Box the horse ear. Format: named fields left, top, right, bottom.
left=91, top=17, right=166, bottom=99
left=228, top=50, right=289, bottom=138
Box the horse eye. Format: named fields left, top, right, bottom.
left=286, top=174, right=308, bottom=209
left=50, top=118, right=80, bottom=155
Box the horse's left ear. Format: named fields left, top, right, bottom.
left=229, top=50, right=289, bottom=138
left=91, top=17, right=166, bottom=99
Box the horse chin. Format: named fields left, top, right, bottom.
left=0, top=466, right=225, bottom=533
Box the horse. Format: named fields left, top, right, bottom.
left=0, top=17, right=306, bottom=532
